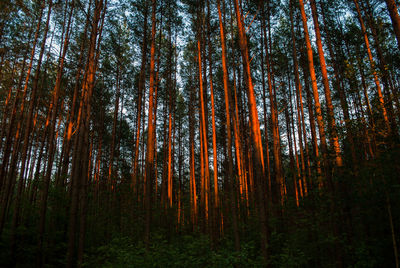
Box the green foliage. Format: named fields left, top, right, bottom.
left=83, top=234, right=265, bottom=268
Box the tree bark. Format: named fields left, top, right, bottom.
left=234, top=0, right=268, bottom=262
left=144, top=0, right=157, bottom=249
left=298, top=0, right=331, bottom=186
left=353, top=0, right=391, bottom=134
left=309, top=0, right=343, bottom=167
left=384, top=0, right=400, bottom=51
left=217, top=0, right=240, bottom=252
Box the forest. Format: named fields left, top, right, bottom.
left=0, top=0, right=400, bottom=266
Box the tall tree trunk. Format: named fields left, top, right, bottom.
left=319, top=0, right=357, bottom=167
left=353, top=0, right=391, bottom=134
left=67, top=1, right=105, bottom=266
left=261, top=2, right=283, bottom=203
left=298, top=0, right=331, bottom=186
left=309, top=0, right=343, bottom=167
left=196, top=3, right=210, bottom=230
left=289, top=0, right=311, bottom=185
left=132, top=2, right=149, bottom=188
left=260, top=21, right=272, bottom=203
left=144, top=0, right=156, bottom=249
left=363, top=0, right=399, bottom=136
left=57, top=3, right=91, bottom=188
left=234, top=0, right=268, bottom=262
left=217, top=0, right=240, bottom=252
left=384, top=0, right=400, bottom=51
left=206, top=0, right=219, bottom=230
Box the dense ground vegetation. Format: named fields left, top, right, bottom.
left=1, top=0, right=400, bottom=267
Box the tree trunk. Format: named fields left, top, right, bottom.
left=353, top=0, right=391, bottom=134
left=298, top=0, right=331, bottom=187
left=309, top=0, right=343, bottom=167
left=132, top=2, right=149, bottom=188
left=144, top=0, right=156, bottom=249
left=384, top=0, right=400, bottom=51
left=217, top=0, right=240, bottom=252
left=234, top=0, right=268, bottom=262
left=67, top=1, right=105, bottom=266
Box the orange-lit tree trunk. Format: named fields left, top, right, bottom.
left=66, top=0, right=105, bottom=266
left=234, top=0, right=268, bottom=261
left=289, top=0, right=311, bottom=184
left=57, top=6, right=90, bottom=187
left=217, top=0, right=240, bottom=251
left=319, top=0, right=357, bottom=167
left=363, top=0, right=399, bottom=135
left=196, top=3, right=210, bottom=229
left=233, top=0, right=265, bottom=178
left=309, top=0, right=343, bottom=167
left=144, top=0, right=156, bottom=248
left=298, top=0, right=330, bottom=186
left=353, top=0, right=391, bottom=133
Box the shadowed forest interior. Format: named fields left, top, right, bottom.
left=1, top=0, right=400, bottom=266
